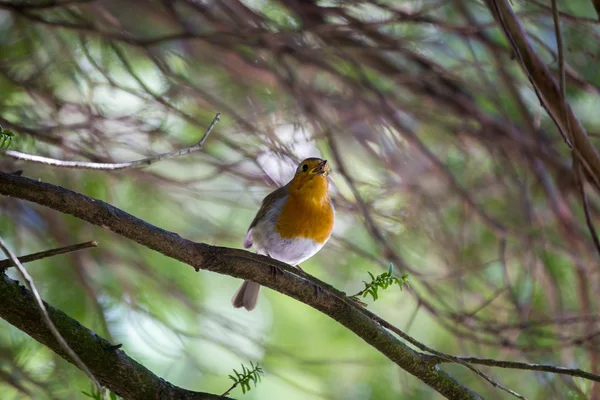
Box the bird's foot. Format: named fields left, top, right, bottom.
left=269, top=265, right=281, bottom=281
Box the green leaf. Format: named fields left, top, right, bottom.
left=0, top=125, right=15, bottom=150
left=225, top=361, right=264, bottom=396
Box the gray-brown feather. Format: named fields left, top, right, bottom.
left=244, top=185, right=288, bottom=248
left=231, top=280, right=261, bottom=311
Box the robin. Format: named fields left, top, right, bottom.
left=232, top=157, right=334, bottom=311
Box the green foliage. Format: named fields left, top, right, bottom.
left=224, top=361, right=263, bottom=396
left=353, top=264, right=410, bottom=302
left=81, top=385, right=120, bottom=400
left=0, top=126, right=15, bottom=150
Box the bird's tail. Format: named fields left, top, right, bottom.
left=231, top=280, right=261, bottom=311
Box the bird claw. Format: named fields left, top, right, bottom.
left=269, top=265, right=281, bottom=281
left=295, top=264, right=304, bottom=272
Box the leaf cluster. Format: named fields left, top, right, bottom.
left=357, top=264, right=410, bottom=301
left=227, top=361, right=263, bottom=395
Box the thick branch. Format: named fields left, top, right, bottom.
left=0, top=172, right=483, bottom=399
left=0, top=273, right=230, bottom=400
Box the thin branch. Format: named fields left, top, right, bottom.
left=574, top=159, right=600, bottom=260
left=431, top=355, right=600, bottom=382
left=550, top=0, right=574, bottom=147
left=0, top=241, right=98, bottom=269
left=2, top=113, right=220, bottom=170
left=362, top=305, right=527, bottom=400
left=0, top=236, right=102, bottom=393
left=3, top=0, right=96, bottom=10
left=593, top=0, right=600, bottom=21
left=551, top=0, right=566, bottom=109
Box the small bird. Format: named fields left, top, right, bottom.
left=232, top=157, right=334, bottom=311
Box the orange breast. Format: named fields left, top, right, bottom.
left=276, top=194, right=334, bottom=243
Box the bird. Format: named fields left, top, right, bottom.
left=232, top=157, right=334, bottom=311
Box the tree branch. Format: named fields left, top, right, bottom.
left=0, top=241, right=98, bottom=269
left=2, top=114, right=220, bottom=170
left=0, top=236, right=102, bottom=392
left=0, top=272, right=231, bottom=400
left=427, top=355, right=600, bottom=382
left=0, top=171, right=484, bottom=399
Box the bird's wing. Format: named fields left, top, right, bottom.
left=244, top=185, right=288, bottom=249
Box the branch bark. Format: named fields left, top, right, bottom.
left=0, top=273, right=230, bottom=400
left=0, top=171, right=483, bottom=399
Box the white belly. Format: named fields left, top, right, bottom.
left=256, top=231, right=324, bottom=265
left=250, top=197, right=327, bottom=265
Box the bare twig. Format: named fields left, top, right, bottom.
left=551, top=0, right=566, bottom=110
left=2, top=113, right=220, bottom=170
left=0, top=241, right=98, bottom=269
left=433, top=355, right=600, bottom=382
left=0, top=236, right=102, bottom=393
left=574, top=160, right=600, bottom=258
left=593, top=0, right=600, bottom=21
left=361, top=306, right=527, bottom=400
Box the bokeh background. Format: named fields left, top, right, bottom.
left=1, top=0, right=600, bottom=398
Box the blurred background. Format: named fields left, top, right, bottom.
left=1, top=0, right=600, bottom=398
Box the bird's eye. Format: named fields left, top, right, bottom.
left=301, top=164, right=308, bottom=172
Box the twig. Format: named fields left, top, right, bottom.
left=2, top=113, right=220, bottom=170
left=363, top=309, right=527, bottom=399
left=349, top=264, right=409, bottom=302
left=6, top=0, right=96, bottom=10
left=221, top=362, right=263, bottom=396
left=0, top=236, right=102, bottom=393
left=0, top=241, right=98, bottom=269
left=551, top=0, right=574, bottom=146
left=551, top=0, right=566, bottom=111
left=574, top=159, right=600, bottom=258
left=593, top=0, right=600, bottom=21
left=433, top=355, right=600, bottom=382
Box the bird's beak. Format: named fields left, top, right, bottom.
left=312, top=159, right=330, bottom=176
